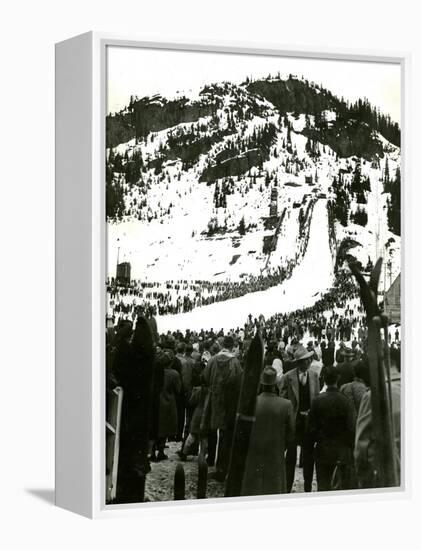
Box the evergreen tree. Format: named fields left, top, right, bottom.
left=383, top=156, right=390, bottom=191
left=387, top=165, right=401, bottom=235
left=351, top=161, right=362, bottom=194
left=238, top=216, right=246, bottom=235
left=352, top=206, right=368, bottom=226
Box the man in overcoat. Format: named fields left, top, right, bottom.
left=241, top=367, right=295, bottom=496
left=337, top=348, right=359, bottom=388
left=202, top=335, right=242, bottom=481
left=279, top=345, right=320, bottom=492
left=151, top=345, right=181, bottom=461
left=308, top=366, right=356, bottom=491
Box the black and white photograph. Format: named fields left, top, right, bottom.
left=105, top=46, right=402, bottom=505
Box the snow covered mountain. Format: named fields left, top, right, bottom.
left=106, top=75, right=401, bottom=306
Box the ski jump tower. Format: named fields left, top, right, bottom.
left=269, top=188, right=278, bottom=217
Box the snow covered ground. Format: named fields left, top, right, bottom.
left=107, top=78, right=401, bottom=333
left=157, top=199, right=334, bottom=332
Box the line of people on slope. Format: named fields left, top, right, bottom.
left=106, top=259, right=297, bottom=318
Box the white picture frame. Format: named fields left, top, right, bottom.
left=55, top=31, right=411, bottom=519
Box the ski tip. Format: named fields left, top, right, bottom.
left=174, top=463, right=186, bottom=501
left=348, top=260, right=365, bottom=284
left=251, top=330, right=264, bottom=353
left=132, top=315, right=155, bottom=354
left=369, top=258, right=383, bottom=294
left=349, top=257, right=382, bottom=319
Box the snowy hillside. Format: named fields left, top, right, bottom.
left=106, top=75, right=401, bottom=328
left=158, top=198, right=334, bottom=332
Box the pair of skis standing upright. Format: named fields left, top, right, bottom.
left=227, top=258, right=399, bottom=496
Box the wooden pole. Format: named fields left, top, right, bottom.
left=197, top=455, right=208, bottom=499
left=350, top=259, right=399, bottom=488
left=174, top=463, right=185, bottom=501
left=225, top=332, right=264, bottom=498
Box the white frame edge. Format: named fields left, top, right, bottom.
left=55, top=31, right=411, bottom=519
left=55, top=31, right=94, bottom=518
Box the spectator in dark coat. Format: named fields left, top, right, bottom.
left=178, top=383, right=207, bottom=461
left=146, top=307, right=158, bottom=344
left=111, top=320, right=134, bottom=389
left=308, top=367, right=356, bottom=491
left=264, top=340, right=279, bottom=367
left=202, top=335, right=242, bottom=481
left=337, top=349, right=359, bottom=388
left=113, top=318, right=156, bottom=502
left=279, top=345, right=320, bottom=492
left=242, top=367, right=295, bottom=496
left=340, top=358, right=370, bottom=415
left=326, top=340, right=335, bottom=366
left=181, top=342, right=197, bottom=442
left=320, top=340, right=327, bottom=360
left=152, top=349, right=181, bottom=461
left=335, top=341, right=346, bottom=364
left=161, top=337, right=184, bottom=442
left=175, top=342, right=188, bottom=441
left=319, top=339, right=334, bottom=388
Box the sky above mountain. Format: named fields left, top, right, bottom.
left=107, top=45, right=401, bottom=123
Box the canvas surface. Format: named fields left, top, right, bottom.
left=104, top=46, right=401, bottom=505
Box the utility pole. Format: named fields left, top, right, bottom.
left=388, top=260, right=393, bottom=288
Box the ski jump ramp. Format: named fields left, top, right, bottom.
left=158, top=200, right=335, bottom=333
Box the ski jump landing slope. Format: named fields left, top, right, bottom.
left=158, top=199, right=335, bottom=333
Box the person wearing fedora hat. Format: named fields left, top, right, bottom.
left=279, top=344, right=320, bottom=492
left=241, top=367, right=295, bottom=497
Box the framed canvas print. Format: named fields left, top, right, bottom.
left=55, top=33, right=409, bottom=518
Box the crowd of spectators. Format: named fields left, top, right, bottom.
left=107, top=259, right=297, bottom=318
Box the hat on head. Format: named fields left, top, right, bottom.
left=185, top=342, right=193, bottom=353
left=157, top=348, right=172, bottom=368
left=211, top=341, right=221, bottom=355
left=292, top=344, right=314, bottom=362
left=176, top=342, right=186, bottom=354
left=223, top=335, right=234, bottom=349
left=162, top=336, right=175, bottom=350
left=260, top=366, right=277, bottom=386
